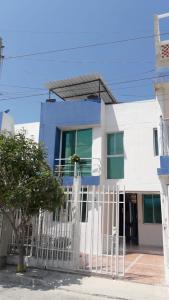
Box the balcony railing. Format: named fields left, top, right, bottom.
left=54, top=158, right=101, bottom=178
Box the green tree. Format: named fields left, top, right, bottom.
left=0, top=132, right=65, bottom=272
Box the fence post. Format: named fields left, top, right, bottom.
left=115, top=186, right=120, bottom=277
left=72, top=175, right=81, bottom=269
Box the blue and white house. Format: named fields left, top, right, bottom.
left=16, top=74, right=167, bottom=274
left=37, top=74, right=161, bottom=245
left=12, top=12, right=169, bottom=282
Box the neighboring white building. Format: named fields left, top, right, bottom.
left=0, top=111, right=14, bottom=133
left=15, top=122, right=40, bottom=143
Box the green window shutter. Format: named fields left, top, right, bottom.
left=76, top=129, right=92, bottom=158
left=107, top=157, right=124, bottom=179
left=143, top=194, right=162, bottom=224
left=107, top=132, right=124, bottom=155
left=62, top=131, right=76, bottom=158
left=107, top=133, right=116, bottom=155
left=143, top=195, right=154, bottom=223
left=153, top=195, right=162, bottom=223
left=62, top=131, right=76, bottom=176
left=76, top=129, right=92, bottom=176
left=107, top=132, right=124, bottom=179
left=115, top=132, right=124, bottom=154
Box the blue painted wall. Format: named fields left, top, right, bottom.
left=157, top=156, right=169, bottom=175
left=62, top=176, right=100, bottom=186
left=39, top=99, right=101, bottom=170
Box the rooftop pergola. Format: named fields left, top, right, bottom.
left=45, top=74, right=117, bottom=104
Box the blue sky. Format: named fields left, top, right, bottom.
left=0, top=0, right=169, bottom=123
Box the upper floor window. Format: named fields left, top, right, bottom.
left=107, top=132, right=124, bottom=179
left=61, top=128, right=92, bottom=176
left=153, top=128, right=159, bottom=156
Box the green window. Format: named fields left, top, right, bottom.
left=62, top=130, right=75, bottom=158
left=107, top=132, right=124, bottom=179
left=143, top=194, right=162, bottom=224
left=61, top=129, right=92, bottom=176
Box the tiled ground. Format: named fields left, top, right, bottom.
left=125, top=253, right=165, bottom=285
left=79, top=250, right=165, bottom=285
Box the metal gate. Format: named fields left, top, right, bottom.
left=8, top=185, right=125, bottom=277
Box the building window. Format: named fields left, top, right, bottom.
left=107, top=132, right=124, bottom=179
left=61, top=128, right=92, bottom=176
left=153, top=128, right=159, bottom=156
left=143, top=194, right=162, bottom=224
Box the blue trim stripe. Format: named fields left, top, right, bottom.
left=62, top=176, right=100, bottom=186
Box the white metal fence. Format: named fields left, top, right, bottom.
left=8, top=185, right=125, bottom=277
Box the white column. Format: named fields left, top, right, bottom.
left=160, top=180, right=169, bottom=284
left=72, top=174, right=81, bottom=269
left=165, top=185, right=169, bottom=283
left=100, top=100, right=106, bottom=185
left=159, top=116, right=164, bottom=156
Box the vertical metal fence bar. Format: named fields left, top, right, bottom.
left=84, top=186, right=89, bottom=271
left=106, top=186, right=110, bottom=274
left=60, top=205, right=64, bottom=266
left=46, top=213, right=50, bottom=267
left=111, top=186, right=115, bottom=277
left=96, top=186, right=99, bottom=273
left=69, top=187, right=73, bottom=267
left=56, top=207, right=59, bottom=264
left=115, top=186, right=120, bottom=277
left=36, top=211, right=42, bottom=265
left=65, top=188, right=69, bottom=266
left=89, top=185, right=95, bottom=272
left=101, top=185, right=105, bottom=273
left=114, top=189, right=117, bottom=276
left=51, top=210, right=54, bottom=264
left=123, top=188, right=126, bottom=276
left=80, top=186, right=83, bottom=270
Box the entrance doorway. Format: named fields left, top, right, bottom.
left=119, top=193, right=138, bottom=246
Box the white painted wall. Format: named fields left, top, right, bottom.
left=15, top=122, right=40, bottom=143
left=92, top=126, right=101, bottom=176
left=155, top=82, right=169, bottom=283
left=103, top=99, right=161, bottom=192
left=100, top=100, right=163, bottom=248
